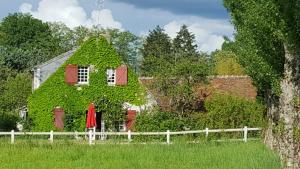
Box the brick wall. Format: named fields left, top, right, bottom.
left=202, top=76, right=256, bottom=100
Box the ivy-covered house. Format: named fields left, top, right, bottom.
left=28, top=36, right=149, bottom=131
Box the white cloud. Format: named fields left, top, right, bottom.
left=19, top=0, right=123, bottom=29
left=86, top=9, right=123, bottom=30
left=163, top=18, right=234, bottom=53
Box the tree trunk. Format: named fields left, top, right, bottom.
left=265, top=44, right=300, bottom=169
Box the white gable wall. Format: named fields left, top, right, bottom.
left=32, top=49, right=75, bottom=90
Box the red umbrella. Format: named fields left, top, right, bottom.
left=86, top=103, right=97, bottom=128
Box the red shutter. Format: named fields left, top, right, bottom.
left=53, top=108, right=64, bottom=130
left=65, top=64, right=78, bottom=85
left=116, top=65, right=128, bottom=85
left=126, top=110, right=136, bottom=131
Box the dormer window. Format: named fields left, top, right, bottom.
left=107, top=69, right=116, bottom=86
left=78, top=67, right=89, bottom=84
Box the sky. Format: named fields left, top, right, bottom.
left=0, top=0, right=235, bottom=53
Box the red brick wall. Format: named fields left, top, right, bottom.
left=203, top=76, right=257, bottom=100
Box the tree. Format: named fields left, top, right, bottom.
left=141, top=26, right=172, bottom=76
left=48, top=22, right=75, bottom=52
left=73, top=26, right=90, bottom=46
left=224, top=0, right=300, bottom=167
left=173, top=25, right=198, bottom=61
left=109, top=29, right=142, bottom=73
left=142, top=26, right=172, bottom=58
left=0, top=67, right=17, bottom=93
left=212, top=50, right=245, bottom=75
left=0, top=46, right=5, bottom=66
left=0, top=73, right=32, bottom=111
left=0, top=71, right=31, bottom=131
left=0, top=13, right=62, bottom=70
left=154, top=56, right=210, bottom=116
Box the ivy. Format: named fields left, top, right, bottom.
left=28, top=37, right=146, bottom=131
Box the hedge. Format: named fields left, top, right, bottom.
left=135, top=94, right=265, bottom=132
left=28, top=37, right=146, bottom=131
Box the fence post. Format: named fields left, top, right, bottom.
left=205, top=128, right=209, bottom=138
left=93, top=127, right=96, bottom=141
left=11, top=130, right=14, bottom=144
left=243, top=126, right=248, bottom=142
left=49, top=130, right=53, bottom=143
left=75, top=131, right=79, bottom=140
left=167, top=130, right=170, bottom=144
left=128, top=130, right=131, bottom=142
left=89, top=129, right=93, bottom=145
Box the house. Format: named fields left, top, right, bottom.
left=28, top=36, right=154, bottom=132
left=29, top=36, right=257, bottom=132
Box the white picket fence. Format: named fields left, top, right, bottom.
left=0, top=126, right=261, bottom=145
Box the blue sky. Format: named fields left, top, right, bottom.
left=0, top=0, right=234, bottom=53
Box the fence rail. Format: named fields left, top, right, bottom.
left=0, top=126, right=261, bottom=145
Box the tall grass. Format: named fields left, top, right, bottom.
left=0, top=141, right=281, bottom=169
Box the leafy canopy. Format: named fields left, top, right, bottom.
left=0, top=13, right=63, bottom=71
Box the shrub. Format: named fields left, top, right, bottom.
left=136, top=94, right=265, bottom=132
left=0, top=111, right=18, bottom=131
left=191, top=94, right=265, bottom=129
left=135, top=109, right=185, bottom=132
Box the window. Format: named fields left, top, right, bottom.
left=106, top=69, right=116, bottom=86
left=119, top=121, right=126, bottom=132
left=78, top=67, right=89, bottom=84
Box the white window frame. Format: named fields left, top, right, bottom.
left=106, top=69, right=116, bottom=86
left=78, top=66, right=89, bottom=85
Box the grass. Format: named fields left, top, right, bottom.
left=0, top=141, right=281, bottom=169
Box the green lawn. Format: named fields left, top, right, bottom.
left=0, top=141, right=281, bottom=169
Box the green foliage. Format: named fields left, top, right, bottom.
left=48, top=22, right=75, bottom=52
left=28, top=37, right=146, bottom=131
left=135, top=109, right=185, bottom=132
left=0, top=111, right=18, bottom=131
left=0, top=73, right=32, bottom=110
left=212, top=50, right=245, bottom=75
left=273, top=119, right=285, bottom=136
left=135, top=94, right=265, bottom=133
left=0, top=13, right=64, bottom=71
left=224, top=0, right=288, bottom=96
left=173, top=24, right=198, bottom=60
left=0, top=70, right=31, bottom=131
left=292, top=97, right=300, bottom=108
left=191, top=94, right=265, bottom=129
left=0, top=46, right=5, bottom=65
left=94, top=97, right=125, bottom=131
left=0, top=67, right=18, bottom=92
left=72, top=26, right=90, bottom=46
left=153, top=57, right=211, bottom=115
left=142, top=25, right=172, bottom=59
left=109, top=29, right=142, bottom=73
left=58, top=27, right=143, bottom=74
left=141, top=26, right=172, bottom=76
left=293, top=127, right=300, bottom=142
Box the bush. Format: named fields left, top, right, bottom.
left=136, top=94, right=265, bottom=132
left=0, top=111, right=18, bottom=131
left=191, top=94, right=265, bottom=129
left=135, top=109, right=185, bottom=132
